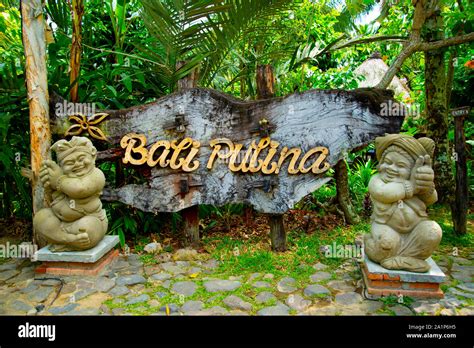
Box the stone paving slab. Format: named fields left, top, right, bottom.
left=35, top=236, right=119, bottom=263
left=364, top=255, right=446, bottom=283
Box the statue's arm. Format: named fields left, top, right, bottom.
left=58, top=169, right=105, bottom=199
left=368, top=175, right=406, bottom=203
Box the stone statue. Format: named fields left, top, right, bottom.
left=33, top=136, right=108, bottom=251
left=364, top=134, right=442, bottom=272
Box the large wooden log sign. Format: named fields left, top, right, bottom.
left=50, top=88, right=403, bottom=214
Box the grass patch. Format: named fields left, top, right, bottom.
left=430, top=205, right=473, bottom=255
left=140, top=254, right=160, bottom=266
left=463, top=298, right=474, bottom=307
left=440, top=284, right=450, bottom=293
left=202, top=221, right=369, bottom=281
left=103, top=297, right=153, bottom=316
left=379, top=294, right=414, bottom=308
left=201, top=203, right=471, bottom=281
left=139, top=254, right=158, bottom=265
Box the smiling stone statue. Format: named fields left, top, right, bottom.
left=364, top=134, right=442, bottom=273
left=33, top=136, right=108, bottom=252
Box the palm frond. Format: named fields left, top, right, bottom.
left=138, top=0, right=297, bottom=88
left=325, top=0, right=381, bottom=33
left=45, top=0, right=71, bottom=33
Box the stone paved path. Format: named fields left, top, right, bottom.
left=0, top=252, right=473, bottom=316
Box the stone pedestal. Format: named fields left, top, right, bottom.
left=361, top=255, right=446, bottom=299
left=34, top=235, right=120, bottom=276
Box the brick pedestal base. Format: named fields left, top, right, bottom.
left=35, top=249, right=119, bottom=276
left=361, top=256, right=445, bottom=299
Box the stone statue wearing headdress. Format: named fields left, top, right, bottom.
left=33, top=136, right=108, bottom=251
left=364, top=134, right=442, bottom=273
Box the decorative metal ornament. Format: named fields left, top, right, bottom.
left=65, top=113, right=109, bottom=141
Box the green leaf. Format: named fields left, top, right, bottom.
left=106, top=85, right=118, bottom=97
left=121, top=73, right=133, bottom=92
left=118, top=229, right=125, bottom=247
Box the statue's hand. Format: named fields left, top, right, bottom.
left=415, top=155, right=434, bottom=194
left=409, top=156, right=424, bottom=194
left=40, top=160, right=63, bottom=190
left=410, top=155, right=434, bottom=195
left=39, top=162, right=51, bottom=187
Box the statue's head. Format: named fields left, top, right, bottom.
left=375, top=134, right=435, bottom=183
left=51, top=136, right=97, bottom=177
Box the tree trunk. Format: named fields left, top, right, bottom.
left=335, top=160, right=359, bottom=225
left=21, top=0, right=51, bottom=244
left=70, top=0, right=84, bottom=102
left=422, top=0, right=455, bottom=206
left=445, top=51, right=456, bottom=111
left=453, top=114, right=468, bottom=235
left=256, top=65, right=275, bottom=99
left=256, top=64, right=287, bottom=251
left=176, top=60, right=199, bottom=90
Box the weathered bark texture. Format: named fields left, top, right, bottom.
left=269, top=214, right=286, bottom=251
left=335, top=160, right=359, bottom=225
left=453, top=112, right=468, bottom=235
left=182, top=206, right=200, bottom=246
left=70, top=0, right=84, bottom=102
left=176, top=61, right=198, bottom=90
left=21, top=0, right=51, bottom=221
left=256, top=65, right=275, bottom=99
left=50, top=87, right=403, bottom=214
left=422, top=0, right=454, bottom=205
left=446, top=51, right=456, bottom=109
left=115, top=158, right=125, bottom=187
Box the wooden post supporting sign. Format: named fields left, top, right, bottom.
left=451, top=106, right=470, bottom=235
left=177, top=61, right=200, bottom=247
left=256, top=64, right=286, bottom=251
